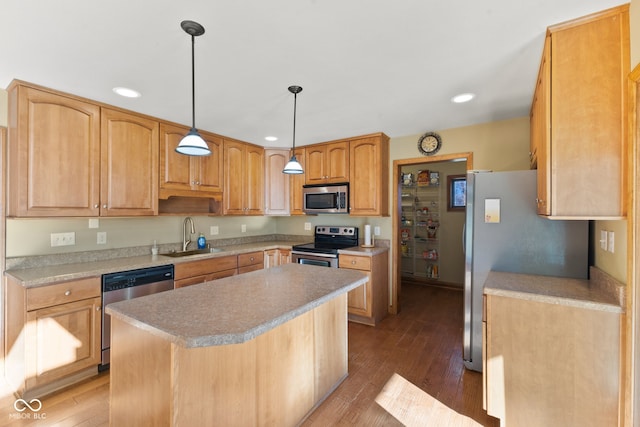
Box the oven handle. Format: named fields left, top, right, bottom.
left=291, top=251, right=338, bottom=259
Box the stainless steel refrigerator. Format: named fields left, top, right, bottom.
left=463, top=170, right=588, bottom=372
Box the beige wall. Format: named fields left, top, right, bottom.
left=0, top=89, right=6, bottom=127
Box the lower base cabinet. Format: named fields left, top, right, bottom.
left=174, top=255, right=238, bottom=288
left=5, top=276, right=102, bottom=399
left=339, top=250, right=389, bottom=326
left=264, top=248, right=292, bottom=268
left=238, top=251, right=265, bottom=274
left=484, top=294, right=621, bottom=427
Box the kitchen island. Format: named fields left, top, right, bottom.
left=105, top=263, right=368, bottom=426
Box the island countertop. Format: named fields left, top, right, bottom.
left=105, top=263, right=367, bottom=348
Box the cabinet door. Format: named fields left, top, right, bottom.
left=159, top=122, right=193, bottom=196
left=325, top=141, right=349, bottom=183
left=305, top=145, right=327, bottom=184
left=8, top=84, right=101, bottom=217
left=100, top=108, right=159, bottom=216
left=196, top=131, right=224, bottom=194
left=244, top=143, right=264, bottom=215
left=25, top=296, right=101, bottom=389
left=534, top=36, right=551, bottom=215
left=348, top=272, right=371, bottom=316
left=278, top=249, right=292, bottom=265
left=264, top=149, right=290, bottom=215
left=223, top=139, right=246, bottom=214
left=289, top=148, right=306, bottom=215
left=349, top=136, right=389, bottom=216
left=264, top=249, right=278, bottom=268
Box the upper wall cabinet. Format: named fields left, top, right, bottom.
left=531, top=5, right=629, bottom=219
left=289, top=147, right=306, bottom=216
left=159, top=122, right=224, bottom=199
left=223, top=138, right=264, bottom=215
left=305, top=141, right=349, bottom=185
left=7, top=81, right=159, bottom=217
left=349, top=133, right=390, bottom=216
left=264, top=149, right=290, bottom=215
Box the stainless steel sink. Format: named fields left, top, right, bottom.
left=160, top=248, right=224, bottom=258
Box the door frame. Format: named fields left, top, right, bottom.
left=390, top=152, right=473, bottom=314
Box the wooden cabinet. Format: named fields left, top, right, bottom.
left=305, top=141, right=349, bottom=185
left=349, top=133, right=389, bottom=216
left=484, top=293, right=621, bottom=427
left=238, top=251, right=265, bottom=274
left=100, top=108, right=159, bottom=216
left=289, top=148, right=306, bottom=215
left=7, top=82, right=101, bottom=217
left=339, top=250, right=389, bottom=325
left=174, top=255, right=238, bottom=288
left=531, top=5, right=629, bottom=218
left=264, top=248, right=292, bottom=268
left=5, top=276, right=101, bottom=398
left=223, top=139, right=264, bottom=215
left=264, top=149, right=290, bottom=215
left=6, top=81, right=159, bottom=217
left=159, top=122, right=223, bottom=199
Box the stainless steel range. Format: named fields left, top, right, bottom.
left=291, top=226, right=359, bottom=268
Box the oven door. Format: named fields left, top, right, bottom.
left=291, top=251, right=339, bottom=268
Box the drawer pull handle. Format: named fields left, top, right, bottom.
left=250, top=257, right=255, bottom=261
left=64, top=290, right=71, bottom=296
left=351, top=260, right=356, bottom=265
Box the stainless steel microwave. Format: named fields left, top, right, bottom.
left=302, top=183, right=349, bottom=214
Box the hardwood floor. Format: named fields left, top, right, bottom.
left=0, top=282, right=498, bottom=426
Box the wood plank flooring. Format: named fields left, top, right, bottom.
left=0, top=282, right=499, bottom=426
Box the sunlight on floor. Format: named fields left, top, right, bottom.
left=375, top=373, right=483, bottom=427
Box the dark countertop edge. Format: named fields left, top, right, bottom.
left=105, top=270, right=367, bottom=348
left=483, top=270, right=624, bottom=314
left=5, top=241, right=300, bottom=288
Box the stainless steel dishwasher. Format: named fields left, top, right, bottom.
left=100, top=264, right=174, bottom=370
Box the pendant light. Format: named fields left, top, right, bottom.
left=283, top=85, right=304, bottom=174
left=176, top=20, right=211, bottom=156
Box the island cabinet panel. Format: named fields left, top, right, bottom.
left=174, top=255, right=238, bottom=288
left=100, top=108, right=159, bottom=216
left=223, top=138, right=264, bottom=215
left=159, top=122, right=224, bottom=199
left=305, top=141, right=349, bottom=185
left=532, top=5, right=629, bottom=218
left=349, top=133, right=390, bottom=216
left=7, top=82, right=101, bottom=217
left=484, top=294, right=621, bottom=427
left=5, top=276, right=101, bottom=399
left=109, top=293, right=349, bottom=426
left=264, top=149, right=291, bottom=215
left=339, top=251, right=389, bottom=326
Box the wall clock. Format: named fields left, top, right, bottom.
left=418, top=132, right=442, bottom=156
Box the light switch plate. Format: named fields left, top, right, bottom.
left=51, top=232, right=76, bottom=247
left=241, top=224, right=247, bottom=233
left=607, top=231, right=615, bottom=253
left=97, top=231, right=107, bottom=245
left=210, top=226, right=219, bottom=235
left=600, top=230, right=608, bottom=250
left=304, top=222, right=312, bottom=231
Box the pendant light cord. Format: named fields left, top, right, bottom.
left=292, top=91, right=297, bottom=151
left=190, top=34, right=196, bottom=130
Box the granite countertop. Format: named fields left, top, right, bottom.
left=483, top=267, right=625, bottom=313
left=338, top=246, right=389, bottom=256
left=105, top=263, right=367, bottom=348
left=5, top=241, right=301, bottom=288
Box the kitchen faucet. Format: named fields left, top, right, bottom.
left=182, top=217, right=195, bottom=251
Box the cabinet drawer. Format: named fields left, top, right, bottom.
left=339, top=255, right=371, bottom=271
left=175, top=255, right=238, bottom=279
left=26, top=277, right=101, bottom=311
left=238, top=264, right=263, bottom=275
left=208, top=269, right=238, bottom=281
left=238, top=251, right=264, bottom=267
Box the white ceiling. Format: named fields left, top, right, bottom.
left=0, top=0, right=628, bottom=148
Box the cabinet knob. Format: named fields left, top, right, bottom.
left=103, top=204, right=107, bottom=209
left=94, top=204, right=99, bottom=208
left=250, top=256, right=255, bottom=261
left=351, top=260, right=356, bottom=265
left=96, top=306, right=101, bottom=311
left=64, top=290, right=71, bottom=296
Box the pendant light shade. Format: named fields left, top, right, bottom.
left=283, top=85, right=304, bottom=174
left=176, top=20, right=211, bottom=156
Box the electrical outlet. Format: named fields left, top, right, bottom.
left=600, top=230, right=608, bottom=250
left=374, top=226, right=381, bottom=236
left=304, top=222, right=311, bottom=231
left=210, top=226, right=219, bottom=235
left=241, top=224, right=246, bottom=233
left=607, top=231, right=615, bottom=253
left=51, top=232, right=76, bottom=247
left=89, top=218, right=99, bottom=229
left=97, top=231, right=107, bottom=245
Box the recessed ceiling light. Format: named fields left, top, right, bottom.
left=113, top=87, right=141, bottom=98
left=265, top=136, right=278, bottom=142
left=451, top=93, right=475, bottom=103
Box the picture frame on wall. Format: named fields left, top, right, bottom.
left=448, top=174, right=466, bottom=211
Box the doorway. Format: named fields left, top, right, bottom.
left=390, top=152, right=473, bottom=314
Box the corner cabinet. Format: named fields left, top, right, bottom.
left=5, top=276, right=102, bottom=399
left=7, top=81, right=159, bottom=217
left=339, top=250, right=389, bottom=326
left=223, top=138, right=264, bottom=215
left=305, top=141, right=349, bottom=185
left=349, top=133, right=389, bottom=216
left=531, top=5, right=629, bottom=218
left=159, top=122, right=223, bottom=199
left=264, top=248, right=292, bottom=268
